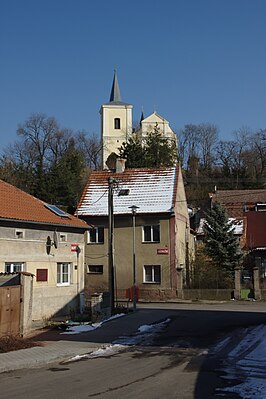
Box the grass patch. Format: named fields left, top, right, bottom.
left=0, top=335, right=35, bottom=353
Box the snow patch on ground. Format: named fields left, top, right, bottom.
left=215, top=324, right=266, bottom=398
left=114, top=318, right=171, bottom=345
left=66, top=318, right=171, bottom=362
left=61, top=313, right=125, bottom=335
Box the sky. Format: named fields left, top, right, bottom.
left=1, top=0, right=266, bottom=153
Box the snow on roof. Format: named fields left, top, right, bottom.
left=197, top=217, right=244, bottom=235
left=76, top=167, right=178, bottom=216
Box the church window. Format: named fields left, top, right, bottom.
left=114, top=118, right=121, bottom=129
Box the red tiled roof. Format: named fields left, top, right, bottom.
left=210, top=189, right=266, bottom=205
left=0, top=179, right=87, bottom=229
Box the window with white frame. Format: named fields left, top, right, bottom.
left=144, top=265, right=161, bottom=283
left=88, top=227, right=104, bottom=244
left=5, top=262, right=25, bottom=273
left=142, top=224, right=160, bottom=243
left=57, top=263, right=72, bottom=286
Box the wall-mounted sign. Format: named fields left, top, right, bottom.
left=157, top=248, right=169, bottom=255
left=71, top=244, right=78, bottom=252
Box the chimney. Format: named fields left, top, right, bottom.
left=116, top=158, right=126, bottom=173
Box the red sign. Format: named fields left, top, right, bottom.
left=71, top=244, right=78, bottom=252
left=157, top=248, right=169, bottom=255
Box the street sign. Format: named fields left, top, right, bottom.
left=157, top=248, right=169, bottom=255
left=71, top=244, right=78, bottom=252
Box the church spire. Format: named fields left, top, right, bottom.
left=109, top=69, right=121, bottom=102
left=140, top=108, right=145, bottom=126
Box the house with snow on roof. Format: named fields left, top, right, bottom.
left=0, top=179, right=87, bottom=331
left=76, top=161, right=194, bottom=304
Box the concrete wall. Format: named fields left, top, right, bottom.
left=0, top=223, right=85, bottom=322
left=20, top=273, right=33, bottom=336
left=174, top=167, right=191, bottom=269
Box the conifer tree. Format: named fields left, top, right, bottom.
left=118, top=124, right=177, bottom=168
left=118, top=137, right=145, bottom=168
left=203, top=202, right=242, bottom=271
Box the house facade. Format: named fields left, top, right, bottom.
left=0, top=179, right=87, bottom=323
left=76, top=164, right=193, bottom=304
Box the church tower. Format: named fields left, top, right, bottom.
left=100, top=70, right=133, bottom=169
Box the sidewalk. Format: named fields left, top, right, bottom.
left=0, top=308, right=170, bottom=374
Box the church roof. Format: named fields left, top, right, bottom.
left=76, top=167, right=179, bottom=216
left=102, top=70, right=132, bottom=107
left=109, top=69, right=121, bottom=102
left=141, top=112, right=169, bottom=124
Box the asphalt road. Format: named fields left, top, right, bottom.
left=0, top=302, right=265, bottom=399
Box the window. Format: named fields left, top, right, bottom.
left=36, top=269, right=48, bottom=282
left=87, top=265, right=103, bottom=274
left=5, top=262, right=24, bottom=273
left=57, top=263, right=72, bottom=286
left=60, top=234, right=67, bottom=242
left=114, top=118, right=121, bottom=129
left=15, top=230, right=24, bottom=239
left=142, top=224, right=160, bottom=242
left=144, top=265, right=161, bottom=283
left=88, top=227, right=104, bottom=244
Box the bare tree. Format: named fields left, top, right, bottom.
left=198, top=123, right=218, bottom=170
left=76, top=131, right=102, bottom=170
left=177, top=123, right=218, bottom=171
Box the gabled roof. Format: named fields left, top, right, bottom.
left=210, top=189, right=266, bottom=205
left=0, top=179, right=87, bottom=229
left=76, top=167, right=179, bottom=216
left=141, top=112, right=169, bottom=124
left=196, top=217, right=245, bottom=236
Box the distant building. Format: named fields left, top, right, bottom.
left=100, top=70, right=177, bottom=169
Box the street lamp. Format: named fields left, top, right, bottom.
left=129, top=205, right=139, bottom=311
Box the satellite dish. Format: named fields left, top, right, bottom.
left=46, top=236, right=52, bottom=255
left=53, top=231, right=58, bottom=249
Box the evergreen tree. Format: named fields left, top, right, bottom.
left=118, top=124, right=177, bottom=168
left=118, top=137, right=145, bottom=168
left=203, top=202, right=242, bottom=271
left=144, top=124, right=177, bottom=167
left=47, top=139, right=87, bottom=213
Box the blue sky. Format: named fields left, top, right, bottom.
left=1, top=0, right=265, bottom=152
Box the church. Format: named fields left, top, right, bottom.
left=100, top=70, right=177, bottom=169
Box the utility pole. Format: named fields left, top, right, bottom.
left=108, top=177, right=115, bottom=313
left=129, top=205, right=139, bottom=311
